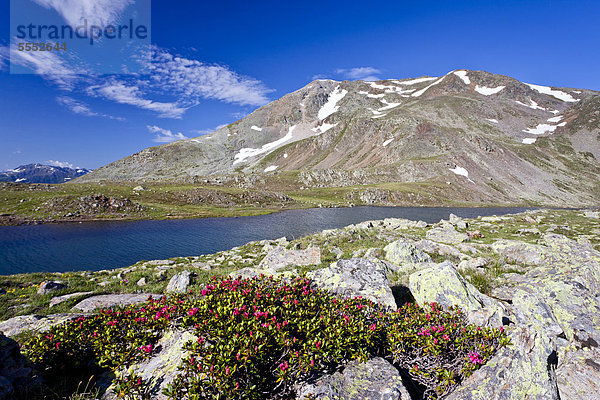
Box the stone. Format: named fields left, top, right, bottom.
left=384, top=239, right=431, bottom=265
left=101, top=330, right=197, bottom=400
left=409, top=261, right=506, bottom=327
left=414, top=239, right=464, bottom=258
left=166, top=271, right=193, bottom=294
left=0, top=332, right=40, bottom=399
left=449, top=213, right=468, bottom=230
left=133, top=185, right=146, bottom=191
left=137, top=277, right=147, bottom=287
left=145, top=259, right=176, bottom=266
left=0, top=313, right=84, bottom=337
left=491, top=240, right=549, bottom=266
left=259, top=246, right=321, bottom=270
left=72, top=293, right=162, bottom=313
left=307, top=258, right=396, bottom=309
left=556, top=347, right=600, bottom=400
left=49, top=291, right=94, bottom=307
left=37, top=280, right=66, bottom=295
left=446, top=326, right=560, bottom=400
left=426, top=224, right=469, bottom=245
left=457, top=257, right=488, bottom=270
left=296, top=357, right=408, bottom=400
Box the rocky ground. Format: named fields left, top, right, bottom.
left=1, top=209, right=600, bottom=399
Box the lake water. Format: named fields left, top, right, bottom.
left=0, top=206, right=533, bottom=275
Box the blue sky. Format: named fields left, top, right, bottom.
left=1, top=0, right=599, bottom=170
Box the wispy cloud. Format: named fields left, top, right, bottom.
left=147, top=125, right=188, bottom=143
left=191, top=123, right=228, bottom=135
left=46, top=159, right=75, bottom=169
left=335, top=67, right=381, bottom=81
left=56, top=96, right=124, bottom=120
left=31, top=0, right=133, bottom=28
left=0, top=45, right=8, bottom=71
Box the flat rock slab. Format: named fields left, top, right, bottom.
left=166, top=271, right=192, bottom=294
left=425, top=224, right=469, bottom=245
left=296, top=357, right=408, bottom=400
left=384, top=239, right=431, bottom=265
left=307, top=258, right=396, bottom=309
left=49, top=291, right=94, bottom=307
left=72, top=293, right=162, bottom=313
left=0, top=313, right=85, bottom=337
left=259, top=246, right=321, bottom=270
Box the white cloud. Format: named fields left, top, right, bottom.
left=56, top=96, right=124, bottom=120
left=0, top=45, right=8, bottom=71
left=147, top=125, right=188, bottom=143
left=31, top=0, right=133, bottom=28
left=88, top=81, right=188, bottom=118
left=336, top=67, right=381, bottom=81
left=47, top=160, right=75, bottom=169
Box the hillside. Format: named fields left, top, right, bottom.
left=76, top=70, right=600, bottom=206
left=0, top=164, right=91, bottom=184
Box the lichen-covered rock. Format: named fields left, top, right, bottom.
left=384, top=239, right=431, bottom=266
left=0, top=313, right=85, bottom=337
left=307, top=259, right=396, bottom=309
left=102, top=330, right=197, bottom=400
left=409, top=261, right=506, bottom=327
left=72, top=293, right=162, bottom=312
left=414, top=239, right=465, bottom=258
left=296, top=357, right=408, bottom=400
left=37, top=280, right=66, bottom=295
left=425, top=223, right=469, bottom=245
left=491, top=240, right=549, bottom=265
left=449, top=213, right=468, bottom=230
left=259, top=246, right=321, bottom=270
left=446, top=326, right=560, bottom=400
left=556, top=347, right=600, bottom=400
left=457, top=257, right=488, bottom=270
left=166, top=271, right=192, bottom=294
left=49, top=291, right=94, bottom=307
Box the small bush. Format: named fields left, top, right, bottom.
left=23, top=275, right=508, bottom=400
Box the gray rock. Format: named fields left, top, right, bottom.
left=37, top=280, right=66, bottom=295
left=426, top=224, right=469, bottom=245
left=384, top=239, right=431, bottom=266
left=137, top=277, right=147, bottom=287
left=457, top=257, right=488, bottom=270
left=449, top=213, right=468, bottom=230
left=101, top=330, right=197, bottom=400
left=414, top=239, right=464, bottom=258
left=446, top=326, right=560, bottom=400
left=409, top=261, right=506, bottom=327
left=145, top=259, right=176, bottom=266
left=0, top=313, right=85, bottom=337
left=259, top=246, right=321, bottom=270
left=0, top=332, right=40, bottom=399
left=49, top=291, right=94, bottom=307
left=556, top=347, right=600, bottom=400
left=296, top=357, right=408, bottom=400
left=307, top=258, right=396, bottom=309
left=72, top=293, right=162, bottom=312
left=166, top=271, right=193, bottom=294
left=491, top=240, right=549, bottom=266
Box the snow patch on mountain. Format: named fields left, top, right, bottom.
left=522, top=138, right=537, bottom=144
left=311, top=123, right=338, bottom=134
left=474, top=85, right=505, bottom=95
left=233, top=125, right=297, bottom=165
left=486, top=118, right=499, bottom=124
left=264, top=165, right=278, bottom=172
left=412, top=76, right=445, bottom=97
left=547, top=116, right=563, bottom=123
left=251, top=126, right=263, bottom=132
left=378, top=99, right=401, bottom=111
left=453, top=70, right=470, bottom=84
left=382, top=138, right=394, bottom=147
left=515, top=99, right=547, bottom=111
left=449, top=165, right=474, bottom=182
left=525, top=83, right=579, bottom=102
left=318, top=87, right=348, bottom=120
left=394, top=77, right=437, bottom=85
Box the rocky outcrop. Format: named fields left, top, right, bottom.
left=409, top=261, right=506, bottom=327
left=384, top=239, right=431, bottom=265
left=425, top=223, right=469, bottom=245
left=0, top=313, right=84, bottom=337
left=0, top=333, right=40, bottom=400
left=36, top=281, right=66, bottom=295
left=296, top=357, right=409, bottom=400
left=307, top=259, right=396, bottom=309
left=49, top=291, right=94, bottom=307
left=166, top=271, right=193, bottom=294
left=72, top=294, right=162, bottom=313
left=259, top=246, right=321, bottom=271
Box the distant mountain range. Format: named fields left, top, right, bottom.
left=0, top=164, right=91, bottom=184
left=76, top=69, right=600, bottom=206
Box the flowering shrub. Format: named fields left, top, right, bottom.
left=23, top=275, right=508, bottom=400
left=380, top=302, right=509, bottom=398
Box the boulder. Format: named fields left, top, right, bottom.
left=101, top=330, right=197, bottom=400
left=414, top=239, right=464, bottom=258
left=556, top=347, right=600, bottom=400
left=0, top=332, right=40, bottom=399
left=457, top=257, right=488, bottom=270
left=145, top=259, right=176, bottom=266
left=0, top=313, right=84, bottom=337
left=449, top=213, right=468, bottom=230
left=296, top=357, right=408, bottom=400
left=409, top=261, right=505, bottom=327
left=307, top=259, right=396, bottom=309
left=49, top=291, right=94, bottom=307
left=446, top=326, right=560, bottom=400
left=259, top=246, right=321, bottom=271
left=37, top=280, right=66, bottom=295
left=72, top=293, right=162, bottom=313
left=425, top=224, right=469, bottom=245
left=166, top=271, right=192, bottom=294
left=384, top=240, right=431, bottom=266
left=491, top=240, right=549, bottom=266
left=137, top=277, right=147, bottom=287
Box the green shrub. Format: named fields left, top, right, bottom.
left=22, top=275, right=508, bottom=400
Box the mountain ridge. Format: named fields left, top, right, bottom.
left=76, top=69, right=600, bottom=206
left=0, top=163, right=91, bottom=184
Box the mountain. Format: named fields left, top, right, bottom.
left=76, top=69, right=600, bottom=206
left=0, top=164, right=92, bottom=184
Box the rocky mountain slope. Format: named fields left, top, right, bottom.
left=0, top=164, right=91, bottom=184
left=77, top=70, right=600, bottom=206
